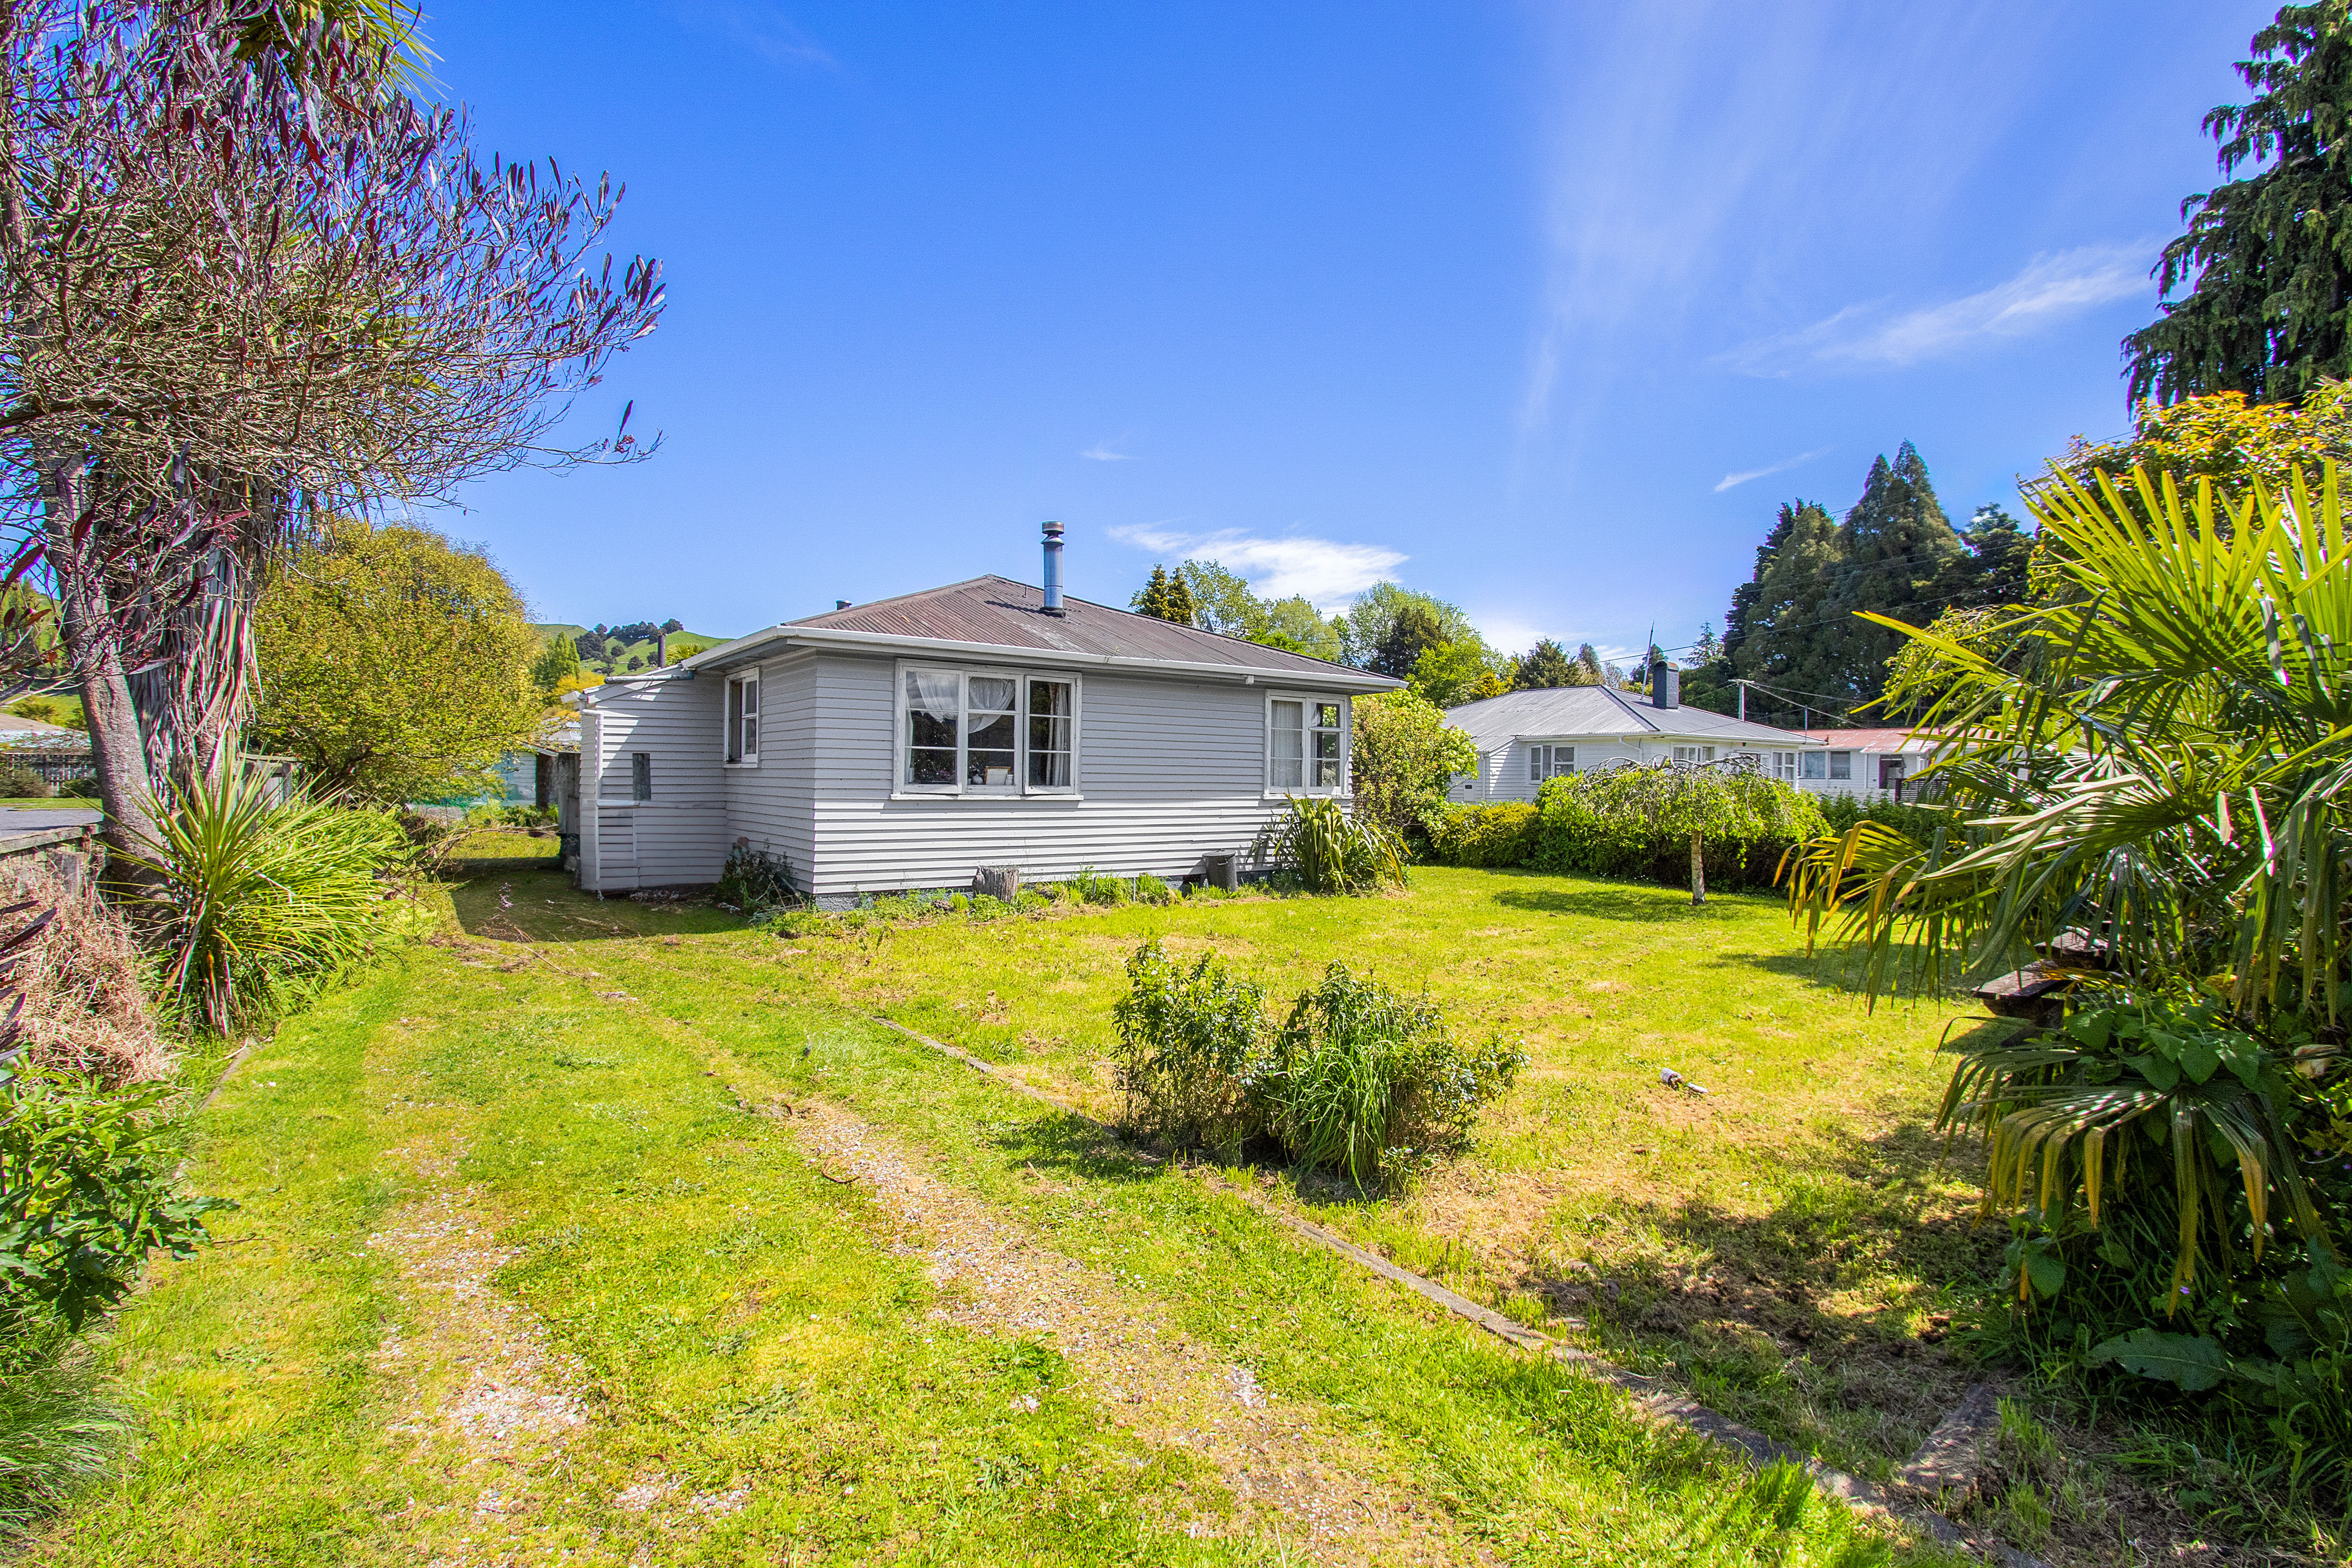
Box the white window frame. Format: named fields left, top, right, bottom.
left=1799, top=750, right=1827, bottom=781
left=1671, top=744, right=1716, bottom=764
left=1829, top=749, right=1854, bottom=782
left=1265, top=691, right=1350, bottom=798
left=723, top=670, right=759, bottom=766
left=1771, top=749, right=1799, bottom=782
left=1527, top=742, right=1575, bottom=782
left=893, top=660, right=1083, bottom=799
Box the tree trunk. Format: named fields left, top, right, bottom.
left=41, top=455, right=160, bottom=861
left=1690, top=831, right=1706, bottom=905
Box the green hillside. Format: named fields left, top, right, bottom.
left=532, top=621, right=732, bottom=678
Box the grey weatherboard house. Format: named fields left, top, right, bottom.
left=574, top=525, right=1402, bottom=902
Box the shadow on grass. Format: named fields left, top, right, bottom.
left=978, top=1106, right=1169, bottom=1187
left=449, top=869, right=743, bottom=943
left=1490, top=879, right=1776, bottom=924
left=1524, top=1115, right=2005, bottom=1461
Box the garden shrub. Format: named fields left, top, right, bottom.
left=1816, top=793, right=1956, bottom=845
left=1111, top=941, right=1521, bottom=1185
left=1425, top=801, right=1538, bottom=867
left=1268, top=962, right=1523, bottom=1185
left=0, top=1071, right=230, bottom=1330
left=714, top=843, right=796, bottom=915
left=1954, top=994, right=2352, bottom=1515
left=1253, top=796, right=1407, bottom=894
left=0, top=767, right=47, bottom=800
left=53, top=778, right=97, bottom=800
left=1132, top=873, right=1177, bottom=906
left=1529, top=767, right=1828, bottom=890
left=1111, top=941, right=1269, bottom=1159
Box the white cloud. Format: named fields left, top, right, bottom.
left=1714, top=446, right=1829, bottom=493
left=1080, top=440, right=1133, bottom=462
left=671, top=1, right=835, bottom=66
left=1108, top=525, right=1404, bottom=612
left=1715, top=246, right=2153, bottom=377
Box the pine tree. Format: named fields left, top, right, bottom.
left=1512, top=638, right=1575, bottom=690
left=1164, top=571, right=1198, bottom=627
left=1834, top=444, right=1965, bottom=705
left=2126, top=4, right=2352, bottom=404
left=1722, top=506, right=1797, bottom=669
left=1727, top=500, right=1849, bottom=722
left=1573, top=643, right=1605, bottom=685
left=1132, top=565, right=1194, bottom=623
left=1371, top=604, right=1445, bottom=679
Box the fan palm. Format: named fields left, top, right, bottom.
left=1782, top=463, right=2352, bottom=1299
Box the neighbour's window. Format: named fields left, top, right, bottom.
left=1269, top=697, right=1347, bottom=793
left=630, top=751, right=652, bottom=802
left=1799, top=751, right=1826, bottom=780
left=1671, top=744, right=1716, bottom=764
left=726, top=673, right=759, bottom=763
left=1527, top=743, right=1574, bottom=781
left=1771, top=751, right=1799, bottom=782
left=901, top=666, right=1080, bottom=794
left=1028, top=679, right=1074, bottom=789
left=1829, top=751, right=1853, bottom=781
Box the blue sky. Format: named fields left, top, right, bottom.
left=431, top=1, right=2277, bottom=659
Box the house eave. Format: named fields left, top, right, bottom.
left=682, top=623, right=1404, bottom=691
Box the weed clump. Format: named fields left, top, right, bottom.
left=1112, top=939, right=1521, bottom=1185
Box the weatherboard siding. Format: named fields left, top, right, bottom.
left=721, top=653, right=819, bottom=887
left=797, top=650, right=1342, bottom=900
left=582, top=674, right=729, bottom=890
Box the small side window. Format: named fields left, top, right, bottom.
left=631, top=751, right=652, bottom=802
left=1829, top=751, right=1853, bottom=781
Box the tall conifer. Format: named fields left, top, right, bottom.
left=1835, top=442, right=1965, bottom=705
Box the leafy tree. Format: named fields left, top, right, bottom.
left=1690, top=622, right=1722, bottom=666
left=2125, top=3, right=2352, bottom=404
left=1409, top=638, right=1502, bottom=707
left=530, top=629, right=584, bottom=698
left=254, top=521, right=545, bottom=801
left=1512, top=638, right=1576, bottom=690
left=1339, top=585, right=1475, bottom=669
left=1172, top=559, right=1260, bottom=635
left=1131, top=565, right=1198, bottom=626
left=2060, top=383, right=2352, bottom=497
left=1370, top=604, right=1446, bottom=680
left=1348, top=690, right=1476, bottom=842
left=1573, top=643, right=1608, bottom=685
left=1257, top=595, right=1346, bottom=662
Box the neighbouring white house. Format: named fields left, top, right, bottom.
left=1782, top=726, right=1953, bottom=801
left=1442, top=666, right=1830, bottom=803
left=573, top=523, right=1402, bottom=901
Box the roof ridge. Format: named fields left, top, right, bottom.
left=783, top=575, right=1006, bottom=626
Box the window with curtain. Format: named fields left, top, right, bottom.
left=1269, top=697, right=1346, bottom=793
left=901, top=666, right=1080, bottom=793
left=1028, top=679, right=1073, bottom=789
left=1800, top=751, right=1826, bottom=780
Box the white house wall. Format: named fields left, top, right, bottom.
left=1451, top=735, right=1684, bottom=804
left=799, top=650, right=1333, bottom=900
left=584, top=674, right=730, bottom=890
left=720, top=652, right=819, bottom=890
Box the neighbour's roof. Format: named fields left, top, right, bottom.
left=1443, top=685, right=1827, bottom=754
left=681, top=575, right=1395, bottom=686
left=0, top=711, right=85, bottom=749
left=1793, top=727, right=1950, bottom=753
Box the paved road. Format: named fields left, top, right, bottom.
left=0, top=806, right=101, bottom=833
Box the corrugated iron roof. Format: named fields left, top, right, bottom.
left=1444, top=685, right=1829, bottom=753
left=1793, top=727, right=1950, bottom=752
left=775, top=575, right=1372, bottom=679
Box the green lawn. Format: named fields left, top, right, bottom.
left=34, top=871, right=1968, bottom=1566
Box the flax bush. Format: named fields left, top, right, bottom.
left=1253, top=796, right=1407, bottom=894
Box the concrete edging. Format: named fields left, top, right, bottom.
left=867, top=1014, right=2043, bottom=1568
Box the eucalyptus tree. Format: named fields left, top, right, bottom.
left=0, top=1, right=663, bottom=849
